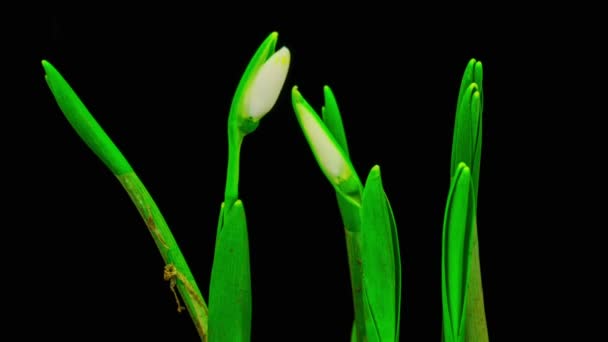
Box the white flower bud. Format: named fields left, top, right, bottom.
left=245, top=46, right=291, bottom=120
left=292, top=87, right=361, bottom=200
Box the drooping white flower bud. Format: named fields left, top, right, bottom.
left=245, top=46, right=291, bottom=121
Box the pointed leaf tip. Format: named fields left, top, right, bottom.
left=43, top=60, right=133, bottom=175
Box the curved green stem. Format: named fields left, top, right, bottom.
left=117, top=172, right=209, bottom=340
left=224, top=123, right=244, bottom=206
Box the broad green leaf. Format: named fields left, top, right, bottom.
left=209, top=200, right=251, bottom=342
left=42, top=60, right=132, bottom=175
left=361, top=165, right=400, bottom=341
left=442, top=163, right=476, bottom=342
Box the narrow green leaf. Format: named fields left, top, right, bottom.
left=474, top=61, right=484, bottom=114
left=360, top=165, right=400, bottom=342
left=470, top=90, right=482, bottom=200
left=42, top=60, right=132, bottom=175
left=209, top=200, right=251, bottom=342
left=455, top=59, right=477, bottom=117
left=455, top=59, right=483, bottom=121
left=442, top=163, right=476, bottom=342
left=321, top=85, right=350, bottom=159
left=449, top=59, right=487, bottom=341
left=451, top=83, right=477, bottom=180
left=451, top=59, right=483, bottom=198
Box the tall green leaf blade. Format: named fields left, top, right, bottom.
left=360, top=165, right=399, bottom=341
left=442, top=163, right=476, bottom=342
left=209, top=200, right=251, bottom=342
left=451, top=59, right=483, bottom=198
left=449, top=60, right=487, bottom=341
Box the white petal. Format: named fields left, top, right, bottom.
left=246, top=46, right=291, bottom=120
left=295, top=102, right=349, bottom=181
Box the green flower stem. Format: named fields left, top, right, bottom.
left=117, top=172, right=209, bottom=340
left=340, top=203, right=376, bottom=342
left=223, top=32, right=278, bottom=206
left=345, top=228, right=366, bottom=341
left=224, top=129, right=244, bottom=206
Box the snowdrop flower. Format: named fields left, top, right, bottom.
left=291, top=86, right=361, bottom=202
left=245, top=46, right=290, bottom=121
left=230, top=32, right=290, bottom=135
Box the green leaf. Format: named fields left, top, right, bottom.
left=360, top=165, right=401, bottom=342
left=451, top=59, right=483, bottom=198
left=321, top=85, right=350, bottom=159
left=455, top=59, right=483, bottom=119
left=442, top=163, right=476, bottom=342
left=42, top=60, right=132, bottom=175
left=209, top=200, right=251, bottom=342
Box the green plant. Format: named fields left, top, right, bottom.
left=43, top=32, right=488, bottom=341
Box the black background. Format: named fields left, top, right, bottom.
left=6, top=9, right=601, bottom=341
